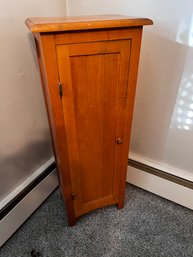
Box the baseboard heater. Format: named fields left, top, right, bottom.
left=128, top=158, right=193, bottom=190
left=0, top=161, right=58, bottom=247
left=1, top=158, right=192, bottom=247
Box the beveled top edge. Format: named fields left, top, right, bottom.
left=25, top=14, right=153, bottom=33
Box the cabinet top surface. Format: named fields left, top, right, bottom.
left=25, top=14, right=153, bottom=33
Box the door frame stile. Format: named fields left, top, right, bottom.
left=118, top=28, right=143, bottom=208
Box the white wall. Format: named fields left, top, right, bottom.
left=0, top=0, right=67, bottom=202
left=67, top=0, right=193, bottom=181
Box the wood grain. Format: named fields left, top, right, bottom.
left=25, top=15, right=153, bottom=225
left=56, top=39, right=132, bottom=217
left=37, top=34, right=76, bottom=226
left=25, top=14, right=153, bottom=33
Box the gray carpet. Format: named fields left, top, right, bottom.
left=1, top=184, right=193, bottom=257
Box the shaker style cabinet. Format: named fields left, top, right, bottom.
left=25, top=15, right=153, bottom=226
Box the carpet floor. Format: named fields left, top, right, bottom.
left=0, top=184, right=193, bottom=257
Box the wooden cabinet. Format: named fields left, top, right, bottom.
left=25, top=15, right=153, bottom=225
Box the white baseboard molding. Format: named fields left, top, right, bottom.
left=0, top=168, right=58, bottom=247
left=127, top=165, right=193, bottom=210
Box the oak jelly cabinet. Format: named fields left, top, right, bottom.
left=25, top=15, right=153, bottom=226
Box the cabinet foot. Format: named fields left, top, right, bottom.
left=117, top=202, right=124, bottom=209
left=68, top=218, right=76, bottom=227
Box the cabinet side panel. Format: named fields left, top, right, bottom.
left=38, top=34, right=76, bottom=225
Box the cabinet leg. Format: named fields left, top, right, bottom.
left=117, top=201, right=124, bottom=209
left=117, top=192, right=125, bottom=209
left=59, top=187, right=63, bottom=199
left=68, top=217, right=76, bottom=226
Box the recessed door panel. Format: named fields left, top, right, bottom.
left=56, top=40, right=131, bottom=216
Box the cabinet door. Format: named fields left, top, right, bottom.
left=56, top=39, right=131, bottom=217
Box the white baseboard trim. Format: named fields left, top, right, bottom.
left=127, top=165, right=193, bottom=210
left=0, top=168, right=58, bottom=247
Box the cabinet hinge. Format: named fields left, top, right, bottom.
left=58, top=82, right=63, bottom=98
left=71, top=192, right=75, bottom=201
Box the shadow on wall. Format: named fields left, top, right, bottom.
left=163, top=46, right=193, bottom=172
left=0, top=128, right=53, bottom=201
left=27, top=32, right=40, bottom=71
left=130, top=31, right=189, bottom=161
